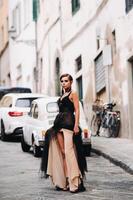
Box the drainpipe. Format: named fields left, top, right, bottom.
left=47, top=34, right=51, bottom=96
left=103, top=44, right=112, bottom=103
left=35, top=20, right=39, bottom=92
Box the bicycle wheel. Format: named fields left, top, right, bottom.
left=109, top=118, right=120, bottom=138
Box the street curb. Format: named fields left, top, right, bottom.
left=92, top=148, right=133, bottom=175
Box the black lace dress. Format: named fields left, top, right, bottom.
left=40, top=93, right=87, bottom=178
left=54, top=93, right=75, bottom=131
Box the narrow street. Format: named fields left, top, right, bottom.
left=0, top=138, right=133, bottom=200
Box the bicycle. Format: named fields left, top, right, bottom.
left=99, top=102, right=121, bottom=138
left=107, top=110, right=121, bottom=137
left=90, top=99, right=103, bottom=136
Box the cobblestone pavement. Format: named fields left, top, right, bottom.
left=0, top=139, right=133, bottom=200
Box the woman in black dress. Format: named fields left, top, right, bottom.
left=41, top=73, right=87, bottom=193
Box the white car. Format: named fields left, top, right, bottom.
left=21, top=97, right=91, bottom=157
left=0, top=93, right=47, bottom=141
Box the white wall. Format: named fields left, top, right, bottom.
left=9, top=0, right=36, bottom=91
left=37, top=0, right=62, bottom=95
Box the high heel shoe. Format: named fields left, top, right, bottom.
left=55, top=186, right=69, bottom=191
left=70, top=179, right=86, bottom=193
left=55, top=178, right=69, bottom=191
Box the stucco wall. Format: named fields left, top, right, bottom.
left=37, top=0, right=133, bottom=139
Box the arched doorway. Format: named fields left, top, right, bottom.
left=55, top=58, right=60, bottom=96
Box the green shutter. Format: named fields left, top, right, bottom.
left=72, top=0, right=80, bottom=14
left=72, top=0, right=75, bottom=13
left=33, top=0, right=40, bottom=21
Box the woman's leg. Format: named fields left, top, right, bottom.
left=47, top=137, right=66, bottom=189
left=62, top=129, right=82, bottom=192
left=57, top=132, right=68, bottom=179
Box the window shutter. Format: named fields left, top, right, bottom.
left=125, top=0, right=133, bottom=13
left=76, top=76, right=83, bottom=103
left=33, top=0, right=40, bottom=21
left=71, top=0, right=80, bottom=14
left=95, top=53, right=106, bottom=93
left=72, top=0, right=75, bottom=13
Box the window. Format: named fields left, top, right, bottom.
left=12, top=4, right=21, bottom=36
left=125, top=0, right=133, bottom=13
left=95, top=52, right=106, bottom=93
left=15, top=98, right=37, bottom=107
left=76, top=76, right=83, bottom=103
left=75, top=55, right=83, bottom=102
left=76, top=55, right=82, bottom=72
left=96, top=38, right=100, bottom=50
left=24, top=0, right=30, bottom=26
left=96, top=27, right=101, bottom=50
left=112, top=30, right=116, bottom=54
left=71, top=0, right=80, bottom=14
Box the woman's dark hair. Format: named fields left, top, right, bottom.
left=60, top=73, right=73, bottom=94
left=60, top=73, right=73, bottom=82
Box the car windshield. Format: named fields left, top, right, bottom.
left=46, top=102, right=59, bottom=113
left=15, top=98, right=37, bottom=107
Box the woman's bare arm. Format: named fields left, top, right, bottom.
left=71, top=91, right=80, bottom=134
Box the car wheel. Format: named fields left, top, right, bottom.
left=33, top=143, right=41, bottom=157
left=21, top=134, right=31, bottom=152
left=1, top=121, right=7, bottom=141
left=83, top=144, right=91, bottom=157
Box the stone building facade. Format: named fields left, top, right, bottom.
left=0, top=0, right=133, bottom=139
left=37, top=0, right=133, bottom=139
left=0, top=0, right=36, bottom=91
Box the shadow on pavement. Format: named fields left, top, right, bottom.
left=0, top=135, right=21, bottom=143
